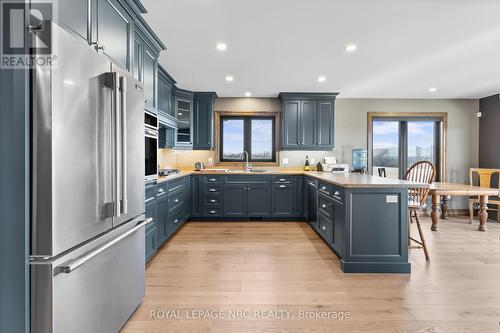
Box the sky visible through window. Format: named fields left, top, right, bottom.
left=222, top=118, right=274, bottom=161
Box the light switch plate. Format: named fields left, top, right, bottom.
left=282, top=158, right=289, bottom=165
left=386, top=195, right=398, bottom=203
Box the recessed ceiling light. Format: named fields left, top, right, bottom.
left=225, top=75, right=234, bottom=82
left=428, top=87, right=437, bottom=92
left=345, top=43, right=357, bottom=52
left=318, top=76, right=327, bottom=83
left=244, top=92, right=252, bottom=97
left=216, top=42, right=227, bottom=51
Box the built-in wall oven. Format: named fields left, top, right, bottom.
left=145, top=112, right=158, bottom=182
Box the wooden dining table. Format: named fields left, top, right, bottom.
left=428, top=182, right=500, bottom=232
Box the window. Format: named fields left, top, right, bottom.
left=369, top=113, right=445, bottom=180
left=220, top=116, right=276, bottom=162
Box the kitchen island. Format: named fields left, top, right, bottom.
left=149, top=170, right=427, bottom=273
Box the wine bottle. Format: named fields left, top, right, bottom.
left=304, top=155, right=310, bottom=171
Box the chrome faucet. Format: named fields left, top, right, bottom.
left=242, top=151, right=252, bottom=172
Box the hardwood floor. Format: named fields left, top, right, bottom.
left=122, top=216, right=500, bottom=333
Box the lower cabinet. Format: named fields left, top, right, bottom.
left=271, top=184, right=294, bottom=217
left=247, top=184, right=271, bottom=216
left=332, top=199, right=344, bottom=256
left=145, top=227, right=156, bottom=262
left=222, top=184, right=247, bottom=217
left=155, top=192, right=168, bottom=245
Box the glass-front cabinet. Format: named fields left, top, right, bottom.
left=174, top=89, right=194, bottom=148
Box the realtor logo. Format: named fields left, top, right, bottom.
left=1, top=0, right=57, bottom=68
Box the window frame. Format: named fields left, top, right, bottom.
left=367, top=112, right=447, bottom=181
left=219, top=115, right=277, bottom=163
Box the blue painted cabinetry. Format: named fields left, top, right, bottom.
left=279, top=93, right=338, bottom=150
left=193, top=92, right=218, bottom=150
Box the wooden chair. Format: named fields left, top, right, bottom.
left=404, top=161, right=436, bottom=261
left=469, top=168, right=500, bottom=224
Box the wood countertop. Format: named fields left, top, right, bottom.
left=155, top=169, right=427, bottom=189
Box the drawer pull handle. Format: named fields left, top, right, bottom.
left=209, top=199, right=216, bottom=203
left=209, top=178, right=216, bottom=182
left=334, top=191, right=340, bottom=196
left=279, top=178, right=286, bottom=182
left=209, top=189, right=216, bottom=192
left=279, top=185, right=286, bottom=188
left=322, top=204, right=326, bottom=208
left=174, top=199, right=179, bottom=203
left=158, top=188, right=164, bottom=193
left=209, top=210, right=216, bottom=214
left=174, top=219, right=178, bottom=223
left=321, top=186, right=326, bottom=190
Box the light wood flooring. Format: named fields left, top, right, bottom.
left=122, top=216, right=500, bottom=333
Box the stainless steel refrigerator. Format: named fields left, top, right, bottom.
left=29, top=22, right=150, bottom=333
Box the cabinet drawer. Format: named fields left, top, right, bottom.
left=318, top=213, right=333, bottom=244
left=167, top=206, right=185, bottom=234
left=204, top=185, right=222, bottom=195
left=204, top=175, right=222, bottom=184
left=273, top=175, right=293, bottom=184
left=204, top=207, right=221, bottom=217
left=318, top=194, right=333, bottom=220
left=145, top=184, right=156, bottom=203
left=156, top=184, right=168, bottom=199
left=203, top=196, right=221, bottom=206
left=168, top=178, right=185, bottom=193
left=318, top=182, right=333, bottom=196
left=167, top=190, right=184, bottom=212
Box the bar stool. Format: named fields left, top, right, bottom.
left=404, top=161, right=436, bottom=261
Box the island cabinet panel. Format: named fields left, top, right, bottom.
left=247, top=184, right=271, bottom=217
left=271, top=184, right=294, bottom=217
left=222, top=184, right=247, bottom=217
left=341, top=188, right=410, bottom=273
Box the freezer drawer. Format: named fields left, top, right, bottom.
left=30, top=218, right=149, bottom=333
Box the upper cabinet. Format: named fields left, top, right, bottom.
left=157, top=66, right=177, bottom=123
left=279, top=93, right=338, bottom=150
left=193, top=92, right=217, bottom=150
left=174, top=89, right=194, bottom=148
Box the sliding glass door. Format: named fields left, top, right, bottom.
left=372, top=119, right=439, bottom=179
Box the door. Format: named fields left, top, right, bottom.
left=247, top=184, right=270, bottom=216
left=59, top=0, right=89, bottom=42
left=132, top=31, right=143, bottom=82
left=95, top=0, right=132, bottom=70
left=317, top=100, right=333, bottom=148
left=176, top=98, right=193, bottom=145
left=272, top=184, right=294, bottom=217
left=306, top=180, right=318, bottom=230
left=222, top=184, right=247, bottom=217
left=293, top=176, right=304, bottom=216
left=282, top=100, right=301, bottom=148
left=110, top=67, right=146, bottom=227
left=143, top=44, right=157, bottom=112
left=155, top=193, right=168, bottom=245
left=193, top=98, right=213, bottom=149
left=31, top=23, right=114, bottom=257
left=301, top=100, right=317, bottom=148
left=191, top=176, right=201, bottom=216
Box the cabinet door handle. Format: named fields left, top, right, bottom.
left=334, top=191, right=340, bottom=196
left=209, top=178, right=216, bottom=182
left=321, top=186, right=326, bottom=190
left=321, top=204, right=326, bottom=208
left=209, top=188, right=216, bottom=192
left=174, top=199, right=179, bottom=203
left=209, top=199, right=216, bottom=203
left=158, top=188, right=164, bottom=193
left=209, top=210, right=216, bottom=214
left=144, top=99, right=149, bottom=103
left=174, top=219, right=178, bottom=223
left=322, top=226, right=326, bottom=231
left=279, top=178, right=286, bottom=182
left=279, top=185, right=286, bottom=188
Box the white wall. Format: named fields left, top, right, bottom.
left=215, top=97, right=480, bottom=209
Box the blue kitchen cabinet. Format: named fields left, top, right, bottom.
left=279, top=93, right=338, bottom=150
left=271, top=183, right=294, bottom=217
left=247, top=184, right=271, bottom=217
left=155, top=186, right=168, bottom=245
left=193, top=92, right=218, bottom=150
left=222, top=184, right=247, bottom=217
left=158, top=65, right=177, bottom=123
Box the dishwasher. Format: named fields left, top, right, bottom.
left=306, top=179, right=318, bottom=229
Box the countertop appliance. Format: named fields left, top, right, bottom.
left=194, top=161, right=205, bottom=171
left=159, top=168, right=180, bottom=176
left=321, top=156, right=350, bottom=173
left=30, top=22, right=151, bottom=333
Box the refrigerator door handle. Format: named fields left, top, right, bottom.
left=57, top=218, right=153, bottom=274
left=120, top=75, right=128, bottom=215
left=113, top=73, right=122, bottom=217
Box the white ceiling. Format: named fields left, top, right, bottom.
left=141, top=0, right=500, bottom=98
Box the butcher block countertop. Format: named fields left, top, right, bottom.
left=156, top=168, right=427, bottom=189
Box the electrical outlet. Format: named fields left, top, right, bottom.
left=310, top=158, right=315, bottom=164
left=208, top=157, right=213, bottom=164
left=282, top=158, right=289, bottom=165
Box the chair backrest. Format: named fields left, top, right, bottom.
left=404, top=161, right=436, bottom=206
left=469, top=168, right=500, bottom=189
left=378, top=168, right=386, bottom=177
